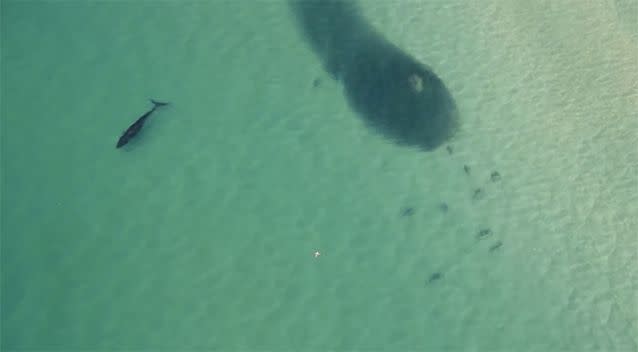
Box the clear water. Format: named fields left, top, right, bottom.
left=2, top=0, right=637, bottom=350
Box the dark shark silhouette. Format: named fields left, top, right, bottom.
left=289, top=0, right=459, bottom=151
left=116, top=99, right=169, bottom=148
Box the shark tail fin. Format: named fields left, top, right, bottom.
left=150, top=99, right=170, bottom=107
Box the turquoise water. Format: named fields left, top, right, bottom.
left=2, top=0, right=637, bottom=350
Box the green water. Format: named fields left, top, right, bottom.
left=2, top=0, right=637, bottom=350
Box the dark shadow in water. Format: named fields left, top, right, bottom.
left=289, top=0, right=459, bottom=151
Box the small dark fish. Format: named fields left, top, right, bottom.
left=439, top=202, right=449, bottom=213
left=312, top=78, right=321, bottom=87
left=477, top=228, right=492, bottom=239
left=472, top=188, right=484, bottom=200
left=489, top=241, right=503, bottom=252
left=116, top=99, right=169, bottom=148
left=400, top=207, right=414, bottom=217
left=427, top=272, right=443, bottom=283
left=446, top=145, right=453, bottom=154
left=464, top=165, right=471, bottom=174
left=490, top=171, right=501, bottom=182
